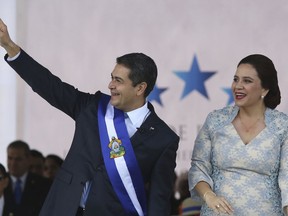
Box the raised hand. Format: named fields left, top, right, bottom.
left=0, top=18, right=20, bottom=57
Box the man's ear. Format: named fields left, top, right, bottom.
left=136, top=82, right=147, bottom=96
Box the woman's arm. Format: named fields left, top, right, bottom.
left=194, top=181, right=216, bottom=202
left=195, top=181, right=233, bottom=215
left=284, top=206, right=288, bottom=215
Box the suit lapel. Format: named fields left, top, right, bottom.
left=131, top=107, right=160, bottom=147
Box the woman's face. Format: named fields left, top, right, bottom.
left=232, top=63, right=268, bottom=108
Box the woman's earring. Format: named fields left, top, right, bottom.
left=261, top=95, right=264, bottom=99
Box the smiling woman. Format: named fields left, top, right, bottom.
left=188, top=54, right=288, bottom=216
left=231, top=62, right=268, bottom=145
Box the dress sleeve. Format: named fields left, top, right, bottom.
left=279, top=133, right=288, bottom=209
left=188, top=113, right=214, bottom=201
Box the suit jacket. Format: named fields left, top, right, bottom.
left=5, top=50, right=179, bottom=216
left=3, top=172, right=51, bottom=216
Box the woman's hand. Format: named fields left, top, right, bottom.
left=204, top=191, right=234, bottom=215
left=284, top=206, right=288, bottom=216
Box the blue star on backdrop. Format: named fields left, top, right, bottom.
left=174, top=55, right=216, bottom=100
left=147, top=84, right=168, bottom=106
left=222, top=87, right=234, bottom=105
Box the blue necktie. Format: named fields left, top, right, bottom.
left=124, top=113, right=135, bottom=137
left=14, top=178, right=22, bottom=204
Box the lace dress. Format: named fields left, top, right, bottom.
left=188, top=106, right=288, bottom=216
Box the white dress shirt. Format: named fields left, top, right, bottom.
left=0, top=172, right=28, bottom=215
left=10, top=173, right=28, bottom=192
left=125, top=102, right=150, bottom=137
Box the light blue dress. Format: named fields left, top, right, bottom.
left=188, top=106, right=288, bottom=216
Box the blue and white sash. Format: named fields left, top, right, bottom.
left=98, top=94, right=147, bottom=216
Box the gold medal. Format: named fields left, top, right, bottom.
left=108, top=136, right=125, bottom=158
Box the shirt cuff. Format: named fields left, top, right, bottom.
left=7, top=51, right=21, bottom=61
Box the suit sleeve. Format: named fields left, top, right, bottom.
left=4, top=49, right=99, bottom=120
left=148, top=134, right=179, bottom=216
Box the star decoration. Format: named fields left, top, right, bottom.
left=174, top=55, right=216, bottom=100
left=222, top=87, right=234, bottom=105
left=147, top=84, right=168, bottom=106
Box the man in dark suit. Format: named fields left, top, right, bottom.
left=0, top=18, right=179, bottom=216
left=3, top=140, right=51, bottom=216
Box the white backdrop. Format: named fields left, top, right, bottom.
left=1, top=0, right=288, bottom=174
left=0, top=0, right=17, bottom=167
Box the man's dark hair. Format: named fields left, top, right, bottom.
left=8, top=140, right=31, bottom=156
left=30, top=149, right=45, bottom=161
left=116, top=53, right=158, bottom=98
left=46, top=154, right=64, bottom=166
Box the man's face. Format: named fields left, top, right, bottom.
left=43, top=158, right=60, bottom=179
left=30, top=156, right=44, bottom=176
left=7, top=148, right=30, bottom=177
left=108, top=64, right=145, bottom=112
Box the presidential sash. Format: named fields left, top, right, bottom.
left=98, top=94, right=147, bottom=216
